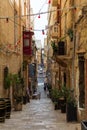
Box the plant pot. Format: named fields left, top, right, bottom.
left=0, top=98, right=5, bottom=122
left=23, top=96, right=27, bottom=104
left=14, top=103, right=22, bottom=111
left=54, top=103, right=58, bottom=110
left=59, top=98, right=66, bottom=112
left=4, top=98, right=11, bottom=119
left=81, top=120, right=87, bottom=130
left=57, top=99, right=61, bottom=109
left=61, top=104, right=66, bottom=113
left=66, top=103, right=77, bottom=122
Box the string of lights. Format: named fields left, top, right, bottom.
left=0, top=2, right=87, bottom=36
left=0, top=1, right=86, bottom=53
left=37, top=0, right=47, bottom=18
left=0, top=2, right=86, bottom=19
left=3, top=4, right=81, bottom=33
left=30, top=0, right=47, bottom=33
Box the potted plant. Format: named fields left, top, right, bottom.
left=14, top=96, right=23, bottom=111
left=67, top=28, right=73, bottom=41
left=58, top=86, right=68, bottom=113
left=12, top=74, right=23, bottom=111
left=51, top=88, right=60, bottom=110
left=3, top=67, right=12, bottom=90
left=58, top=86, right=77, bottom=121
left=3, top=73, right=12, bottom=89
left=51, top=41, right=58, bottom=55
left=54, top=101, right=59, bottom=110
left=66, top=89, right=77, bottom=122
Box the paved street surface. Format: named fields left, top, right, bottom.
left=0, top=76, right=81, bottom=130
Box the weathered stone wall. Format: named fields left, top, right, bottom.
left=0, top=0, right=22, bottom=98
left=76, top=13, right=87, bottom=120
left=61, top=0, right=87, bottom=121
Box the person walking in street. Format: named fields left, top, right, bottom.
left=44, top=76, right=47, bottom=91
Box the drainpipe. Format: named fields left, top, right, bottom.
left=19, top=0, right=23, bottom=78
left=71, top=0, right=75, bottom=89
left=59, top=0, right=61, bottom=37
left=58, top=0, right=61, bottom=88
left=14, top=0, right=16, bottom=45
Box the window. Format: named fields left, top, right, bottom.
left=24, top=39, right=29, bottom=47
left=54, top=26, right=58, bottom=32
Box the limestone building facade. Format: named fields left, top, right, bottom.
left=47, top=0, right=87, bottom=121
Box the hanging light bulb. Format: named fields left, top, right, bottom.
left=30, top=27, right=32, bottom=30
left=17, top=40, right=20, bottom=44
left=14, top=44, right=17, bottom=48
left=73, top=6, right=77, bottom=12
left=8, top=44, right=11, bottom=48
left=42, top=30, right=45, bottom=35
left=48, top=0, right=51, bottom=4
left=6, top=18, right=8, bottom=22
left=38, top=14, right=40, bottom=18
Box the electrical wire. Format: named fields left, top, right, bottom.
left=0, top=1, right=87, bottom=52
left=3, top=5, right=81, bottom=32
left=0, top=2, right=87, bottom=19
left=31, top=0, right=47, bottom=27
left=0, top=2, right=87, bottom=33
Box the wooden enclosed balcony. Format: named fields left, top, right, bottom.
left=23, top=31, right=34, bottom=56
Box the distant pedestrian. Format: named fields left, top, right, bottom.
left=44, top=85, right=46, bottom=91
left=47, top=90, right=49, bottom=97
left=26, top=88, right=30, bottom=103
left=38, top=92, right=41, bottom=99
left=44, top=77, right=47, bottom=91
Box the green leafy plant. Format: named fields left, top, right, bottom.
left=14, top=96, right=23, bottom=104
left=67, top=28, right=73, bottom=41
left=51, top=41, right=58, bottom=54
left=12, top=74, right=21, bottom=85
left=4, top=73, right=13, bottom=89
left=66, top=89, right=77, bottom=107
left=12, top=74, right=23, bottom=104
left=51, top=88, right=60, bottom=102
left=22, top=60, right=28, bottom=71
left=59, top=85, right=69, bottom=98
left=58, top=85, right=77, bottom=107
left=47, top=84, right=52, bottom=91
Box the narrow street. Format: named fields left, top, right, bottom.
left=0, top=73, right=81, bottom=130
